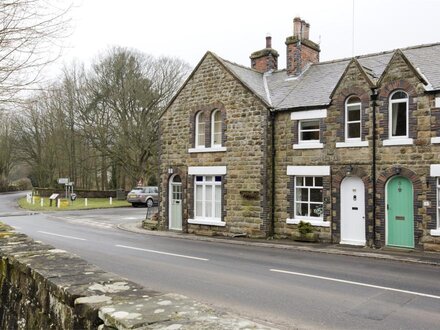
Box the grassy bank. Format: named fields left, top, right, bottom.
left=18, top=197, right=131, bottom=211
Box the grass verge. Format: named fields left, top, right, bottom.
left=18, top=197, right=131, bottom=211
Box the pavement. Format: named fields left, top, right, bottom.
left=118, top=221, right=440, bottom=267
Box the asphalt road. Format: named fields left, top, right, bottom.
left=1, top=191, right=439, bottom=329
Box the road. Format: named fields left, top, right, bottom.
left=1, top=191, right=439, bottom=329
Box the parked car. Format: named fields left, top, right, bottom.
left=127, top=186, right=158, bottom=207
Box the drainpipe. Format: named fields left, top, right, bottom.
left=370, top=88, right=378, bottom=248
left=270, top=109, right=276, bottom=237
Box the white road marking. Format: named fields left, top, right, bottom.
left=37, top=231, right=87, bottom=241
left=115, top=244, right=209, bottom=261
left=270, top=269, right=440, bottom=300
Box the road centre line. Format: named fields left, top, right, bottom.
left=37, top=231, right=87, bottom=241
left=115, top=244, right=209, bottom=261
left=270, top=269, right=440, bottom=300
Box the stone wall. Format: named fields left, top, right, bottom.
left=159, top=53, right=271, bottom=238
left=0, top=223, right=268, bottom=330
left=0, top=223, right=270, bottom=329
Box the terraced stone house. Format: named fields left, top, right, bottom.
left=158, top=17, right=440, bottom=251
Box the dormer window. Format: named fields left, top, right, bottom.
left=345, top=96, right=361, bottom=140
left=195, top=112, right=205, bottom=148
left=211, top=109, right=222, bottom=147
left=390, top=91, right=408, bottom=138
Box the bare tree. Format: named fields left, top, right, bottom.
left=78, top=47, right=190, bottom=188
left=0, top=112, right=15, bottom=179
left=0, top=0, right=71, bottom=103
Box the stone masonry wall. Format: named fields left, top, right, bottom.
left=274, top=53, right=440, bottom=250
left=374, top=52, right=440, bottom=250
left=0, top=222, right=271, bottom=329
left=159, top=53, right=270, bottom=238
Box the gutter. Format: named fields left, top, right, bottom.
left=270, top=108, right=276, bottom=237
left=371, top=88, right=378, bottom=248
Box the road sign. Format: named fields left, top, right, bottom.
left=58, top=178, right=68, bottom=184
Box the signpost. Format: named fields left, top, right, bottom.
left=49, top=193, right=59, bottom=207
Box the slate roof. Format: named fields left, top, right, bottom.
left=216, top=42, right=440, bottom=110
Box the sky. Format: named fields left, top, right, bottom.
left=54, top=0, right=440, bottom=75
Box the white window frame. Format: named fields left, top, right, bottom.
left=345, top=96, right=362, bottom=141
left=389, top=90, right=409, bottom=139
left=195, top=112, right=205, bottom=148
left=435, top=178, right=440, bottom=235
left=188, top=166, right=226, bottom=227
left=429, top=165, right=440, bottom=236
left=286, top=166, right=330, bottom=227
left=291, top=109, right=326, bottom=150
left=189, top=175, right=224, bottom=226
left=211, top=109, right=222, bottom=147
left=293, top=176, right=324, bottom=221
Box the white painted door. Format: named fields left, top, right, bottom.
left=340, top=176, right=366, bottom=245
left=169, top=175, right=182, bottom=231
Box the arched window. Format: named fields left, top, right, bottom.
left=211, top=109, right=222, bottom=147
left=389, top=91, right=409, bottom=138
left=195, top=112, right=205, bottom=147
left=345, top=96, right=361, bottom=141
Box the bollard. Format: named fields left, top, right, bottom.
left=40, top=198, right=44, bottom=207
left=57, top=199, right=60, bottom=208
left=109, top=197, right=113, bottom=205
left=32, top=197, right=35, bottom=205
left=85, top=198, right=88, bottom=206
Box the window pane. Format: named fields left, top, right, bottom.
left=196, top=176, right=203, bottom=182
left=310, top=204, right=323, bottom=217
left=213, top=132, right=221, bottom=145
left=347, top=106, right=360, bottom=121
left=301, top=131, right=320, bottom=141
left=296, top=177, right=303, bottom=186
left=392, top=102, right=407, bottom=136
left=315, top=177, right=323, bottom=187
left=305, top=177, right=313, bottom=186
left=299, top=188, right=309, bottom=201
left=347, top=96, right=361, bottom=104
left=296, top=202, right=308, bottom=216
left=205, top=186, right=212, bottom=217
left=310, top=188, right=322, bottom=202
left=348, top=123, right=361, bottom=139
left=215, top=176, right=222, bottom=182
left=196, top=186, right=203, bottom=217
left=215, top=185, right=221, bottom=218
left=301, top=120, right=319, bottom=130
left=391, top=91, right=407, bottom=100
left=205, top=176, right=213, bottom=182
left=197, top=113, right=205, bottom=146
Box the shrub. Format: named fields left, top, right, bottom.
left=297, top=221, right=314, bottom=236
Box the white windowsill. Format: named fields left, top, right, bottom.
left=188, top=146, right=227, bottom=153
left=431, top=137, right=440, bottom=144
left=336, top=141, right=369, bottom=148
left=293, top=143, right=323, bottom=150
left=382, top=138, right=413, bottom=146
left=286, top=218, right=330, bottom=227
left=430, top=229, right=440, bottom=236
left=188, top=218, right=226, bottom=227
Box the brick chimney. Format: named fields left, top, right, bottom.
left=286, top=17, right=320, bottom=76
left=250, top=35, right=279, bottom=73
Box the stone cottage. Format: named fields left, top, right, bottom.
left=158, top=17, right=440, bottom=251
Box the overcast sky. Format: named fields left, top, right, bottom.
left=58, top=0, right=440, bottom=73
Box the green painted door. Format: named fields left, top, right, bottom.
left=386, top=176, right=414, bottom=248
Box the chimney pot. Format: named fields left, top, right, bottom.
left=266, top=35, right=272, bottom=48
left=286, top=17, right=320, bottom=76
left=293, top=17, right=302, bottom=38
